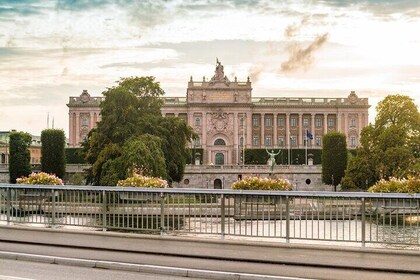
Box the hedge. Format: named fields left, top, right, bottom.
left=65, top=148, right=86, bottom=164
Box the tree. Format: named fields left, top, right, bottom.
left=322, top=132, right=347, bottom=186
left=41, top=129, right=66, bottom=179
left=9, top=131, right=32, bottom=183
left=83, top=76, right=194, bottom=186
left=341, top=95, right=420, bottom=190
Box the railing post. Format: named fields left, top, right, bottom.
left=221, top=194, right=225, bottom=239
left=102, top=190, right=107, bottom=232
left=160, top=192, right=165, bottom=236
left=6, top=187, right=11, bottom=225
left=286, top=195, right=290, bottom=243
left=51, top=189, right=56, bottom=228
left=361, top=197, right=366, bottom=247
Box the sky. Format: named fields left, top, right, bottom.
left=0, top=0, right=419, bottom=137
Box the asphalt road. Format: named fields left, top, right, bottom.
left=0, top=241, right=419, bottom=280
left=0, top=259, right=205, bottom=280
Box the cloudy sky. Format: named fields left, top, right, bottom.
left=1, top=0, right=419, bottom=137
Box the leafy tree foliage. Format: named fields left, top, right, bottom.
left=9, top=131, right=32, bottom=183
left=341, top=95, right=420, bottom=190
left=41, top=129, right=66, bottom=179
left=83, top=76, right=194, bottom=186
left=322, top=132, right=347, bottom=186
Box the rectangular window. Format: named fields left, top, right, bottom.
left=291, top=136, right=297, bottom=147
left=350, top=117, right=356, bottom=127
left=277, top=117, right=284, bottom=127
left=278, top=136, right=284, bottom=146
left=194, top=137, right=200, bottom=147
left=195, top=118, right=201, bottom=127
left=252, top=116, right=259, bottom=127
left=316, top=118, right=322, bottom=127
left=350, top=136, right=356, bottom=147
left=303, top=118, right=309, bottom=127
left=316, top=136, right=321, bottom=146
left=291, top=117, right=297, bottom=127
left=328, top=118, right=335, bottom=127
left=253, top=136, right=259, bottom=146
left=240, top=118, right=244, bottom=127
left=265, top=136, right=272, bottom=146
left=265, top=117, right=273, bottom=127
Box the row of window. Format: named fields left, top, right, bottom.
left=193, top=135, right=358, bottom=147
left=252, top=117, right=340, bottom=128
left=184, top=115, right=358, bottom=129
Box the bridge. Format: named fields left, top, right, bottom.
left=1, top=185, right=419, bottom=279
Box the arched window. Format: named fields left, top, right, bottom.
left=214, top=179, right=222, bottom=189
left=215, top=153, right=225, bottom=165
left=214, top=139, right=226, bottom=146
left=1, top=153, right=5, bottom=164
left=82, top=116, right=88, bottom=126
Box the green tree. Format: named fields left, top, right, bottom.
left=341, top=95, right=420, bottom=190
left=83, top=76, right=194, bottom=186
left=41, top=129, right=66, bottom=179
left=9, top=131, right=32, bottom=183
left=322, top=132, right=347, bottom=186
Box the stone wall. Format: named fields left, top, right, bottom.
left=1, top=163, right=332, bottom=191
left=172, top=164, right=331, bottom=191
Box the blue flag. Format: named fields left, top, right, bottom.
left=306, top=130, right=313, bottom=140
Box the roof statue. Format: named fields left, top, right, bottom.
left=209, top=58, right=230, bottom=85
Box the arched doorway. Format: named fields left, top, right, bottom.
left=215, top=153, right=224, bottom=165
left=214, top=179, right=222, bottom=189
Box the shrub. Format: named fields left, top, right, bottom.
left=9, top=131, right=32, bottom=183
left=117, top=174, right=168, bottom=188
left=368, top=177, right=420, bottom=193
left=16, top=172, right=64, bottom=186
left=231, top=176, right=292, bottom=191
left=41, top=129, right=66, bottom=179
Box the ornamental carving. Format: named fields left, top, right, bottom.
left=348, top=91, right=359, bottom=104
left=207, top=109, right=233, bottom=137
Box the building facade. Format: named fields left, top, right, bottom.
left=67, top=61, right=369, bottom=165
left=0, top=131, right=42, bottom=165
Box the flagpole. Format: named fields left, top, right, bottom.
left=288, top=131, right=290, bottom=166
left=305, top=130, right=308, bottom=165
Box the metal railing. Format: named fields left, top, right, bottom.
left=1, top=185, right=419, bottom=248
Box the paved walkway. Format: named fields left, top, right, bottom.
left=0, top=225, right=419, bottom=279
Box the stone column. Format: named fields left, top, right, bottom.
left=247, top=113, right=252, bottom=149
left=337, top=113, right=342, bottom=132
left=75, top=112, right=80, bottom=145
left=273, top=113, right=278, bottom=146
left=298, top=113, right=303, bottom=147
left=286, top=113, right=290, bottom=146
left=344, top=113, right=348, bottom=135
left=324, top=114, right=328, bottom=135
left=233, top=112, right=238, bottom=164
left=90, top=113, right=94, bottom=130
left=260, top=113, right=265, bottom=147
left=202, top=112, right=207, bottom=163
left=69, top=112, right=74, bottom=146
left=358, top=113, right=363, bottom=134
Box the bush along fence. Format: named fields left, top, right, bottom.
left=0, top=185, right=419, bottom=248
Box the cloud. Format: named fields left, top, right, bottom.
left=281, top=33, right=329, bottom=72
left=284, top=16, right=310, bottom=38
left=249, top=64, right=263, bottom=83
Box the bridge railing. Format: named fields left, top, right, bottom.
left=0, top=184, right=419, bottom=247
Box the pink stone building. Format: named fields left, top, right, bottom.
left=67, top=61, right=369, bottom=165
